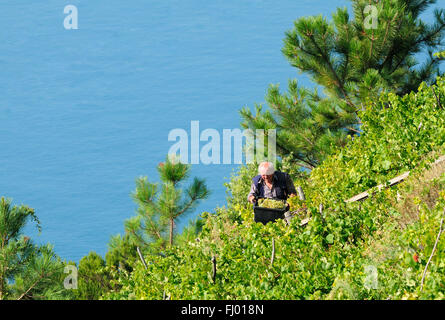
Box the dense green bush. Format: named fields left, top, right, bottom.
left=308, top=78, right=445, bottom=205
left=103, top=77, right=445, bottom=300
left=74, top=252, right=113, bottom=300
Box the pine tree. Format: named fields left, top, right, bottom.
left=240, top=0, right=445, bottom=170
left=124, top=155, right=210, bottom=252
left=0, top=197, right=72, bottom=300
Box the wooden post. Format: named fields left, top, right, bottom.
left=421, top=208, right=445, bottom=291
left=211, top=256, right=216, bottom=284
left=319, top=203, right=324, bottom=222
left=417, top=122, right=423, bottom=133
left=297, top=186, right=306, bottom=201
left=163, top=290, right=171, bottom=300
left=284, top=212, right=292, bottom=225
left=432, top=87, right=443, bottom=109
left=270, top=238, right=275, bottom=266
left=137, top=246, right=148, bottom=270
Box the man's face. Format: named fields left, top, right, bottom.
left=261, top=173, right=274, bottom=183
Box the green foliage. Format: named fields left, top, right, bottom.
left=3, top=0, right=442, bottom=301
left=240, top=80, right=354, bottom=170
left=287, top=196, right=307, bottom=213
left=9, top=244, right=74, bottom=300
left=241, top=0, right=445, bottom=170
left=123, top=155, right=210, bottom=251
left=308, top=76, right=445, bottom=205
left=105, top=233, right=138, bottom=271
left=0, top=197, right=73, bottom=300
left=174, top=217, right=205, bottom=248
left=92, top=155, right=212, bottom=299
left=224, top=163, right=258, bottom=208
left=75, top=252, right=113, bottom=300
left=434, top=50, right=445, bottom=59
left=157, top=156, right=189, bottom=185
left=105, top=76, right=445, bottom=300
left=284, top=0, right=445, bottom=100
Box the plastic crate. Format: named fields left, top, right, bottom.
left=253, top=205, right=286, bottom=225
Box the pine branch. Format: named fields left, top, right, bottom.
left=16, top=266, right=62, bottom=300
left=308, top=35, right=356, bottom=110
left=380, top=11, right=406, bottom=71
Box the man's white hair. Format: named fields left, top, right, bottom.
left=258, top=161, right=275, bottom=175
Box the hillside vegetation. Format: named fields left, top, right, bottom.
left=104, top=76, right=445, bottom=300
left=1, top=0, right=445, bottom=301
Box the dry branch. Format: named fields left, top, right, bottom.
left=420, top=208, right=445, bottom=291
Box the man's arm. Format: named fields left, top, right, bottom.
left=247, top=182, right=258, bottom=204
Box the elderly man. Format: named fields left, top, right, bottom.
left=247, top=162, right=297, bottom=204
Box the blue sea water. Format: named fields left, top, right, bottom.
left=0, top=0, right=440, bottom=262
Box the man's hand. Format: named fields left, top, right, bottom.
left=248, top=195, right=256, bottom=204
